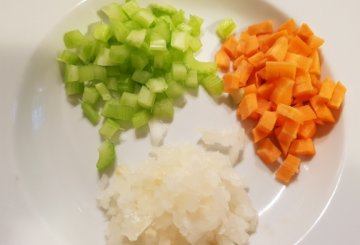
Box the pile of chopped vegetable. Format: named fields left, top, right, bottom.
left=57, top=1, right=223, bottom=171
left=215, top=19, right=346, bottom=184
left=98, top=142, right=257, bottom=245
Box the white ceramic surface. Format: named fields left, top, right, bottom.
left=1, top=0, right=359, bottom=244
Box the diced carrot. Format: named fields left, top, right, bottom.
left=257, top=82, right=275, bottom=100
left=328, top=81, right=346, bottom=109
left=310, top=74, right=322, bottom=90
left=256, top=111, right=277, bottom=134
left=247, top=73, right=261, bottom=88
left=276, top=104, right=304, bottom=123
left=265, top=36, right=288, bottom=61
left=215, top=19, right=346, bottom=185
left=256, top=138, right=281, bottom=164
left=233, top=55, right=245, bottom=70
left=223, top=35, right=239, bottom=59
left=223, top=72, right=242, bottom=92
left=275, top=154, right=301, bottom=184
left=307, top=35, right=325, bottom=50
left=244, top=84, right=257, bottom=94
left=310, top=96, right=335, bottom=123
left=234, top=59, right=254, bottom=86
left=255, top=97, right=273, bottom=115
left=240, top=31, right=251, bottom=41
left=297, top=105, right=317, bottom=121
left=270, top=77, right=295, bottom=105
left=293, top=72, right=314, bottom=99
left=315, top=118, right=325, bottom=126
left=260, top=30, right=288, bottom=52
left=252, top=127, right=268, bottom=143
left=288, top=36, right=312, bottom=56
left=236, top=40, right=246, bottom=57
left=244, top=35, right=259, bottom=57
left=237, top=93, right=258, bottom=120
left=318, top=77, right=336, bottom=102
left=256, top=67, right=268, bottom=81
left=215, top=49, right=231, bottom=72
left=309, top=51, right=321, bottom=76
left=277, top=119, right=300, bottom=142
left=285, top=52, right=312, bottom=71
left=298, top=120, right=317, bottom=139
left=266, top=61, right=296, bottom=79
left=289, top=138, right=316, bottom=156
left=277, top=19, right=297, bottom=34
left=247, top=20, right=273, bottom=35
left=297, top=23, right=314, bottom=42
left=275, top=114, right=287, bottom=127
left=248, top=51, right=266, bottom=69
left=276, top=119, right=300, bottom=154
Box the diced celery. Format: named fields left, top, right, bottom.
left=126, top=29, right=147, bottom=48
left=78, top=38, right=98, bottom=63
left=106, top=66, right=122, bottom=77
left=158, top=15, right=175, bottom=31
left=118, top=76, right=136, bottom=93
left=133, top=9, right=155, bottom=28
left=99, top=119, right=121, bottom=139
left=189, top=15, right=204, bottom=37
left=184, top=51, right=217, bottom=75
left=152, top=20, right=171, bottom=43
left=109, top=45, right=130, bottom=64
left=110, top=20, right=130, bottom=43
left=78, top=65, right=94, bottom=81
left=201, top=74, right=224, bottom=96
left=171, top=31, right=189, bottom=52
left=65, top=82, right=84, bottom=96
left=131, top=50, right=149, bottom=70
left=189, top=37, right=202, bottom=52
left=82, top=87, right=99, bottom=105
left=93, top=65, right=107, bottom=81
left=131, top=70, right=151, bottom=84
left=132, top=110, right=151, bottom=128
left=124, top=20, right=141, bottom=30
left=57, top=50, right=80, bottom=64
left=105, top=77, right=119, bottom=91
left=149, top=38, right=167, bottom=52
left=102, top=100, right=136, bottom=120
left=63, top=30, right=85, bottom=48
left=216, top=18, right=237, bottom=40
left=169, top=48, right=185, bottom=62
left=171, top=10, right=185, bottom=26
left=89, top=22, right=112, bottom=42
left=185, top=69, right=198, bottom=88
left=121, top=0, right=140, bottom=17
left=177, top=23, right=192, bottom=33
left=94, top=47, right=114, bottom=66
left=150, top=3, right=177, bottom=15
left=101, top=3, right=129, bottom=21
left=165, top=81, right=184, bottom=98
left=138, top=86, right=155, bottom=108
left=96, top=140, right=115, bottom=171
left=95, top=83, right=112, bottom=101
left=146, top=77, right=168, bottom=93
left=172, top=63, right=187, bottom=81
left=153, top=98, right=174, bottom=120
left=64, top=64, right=79, bottom=82
left=81, top=102, right=100, bottom=125
left=153, top=52, right=171, bottom=69
left=119, top=92, right=138, bottom=108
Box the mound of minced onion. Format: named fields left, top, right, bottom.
left=98, top=129, right=257, bottom=245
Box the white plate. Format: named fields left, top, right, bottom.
left=1, top=0, right=360, bottom=244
